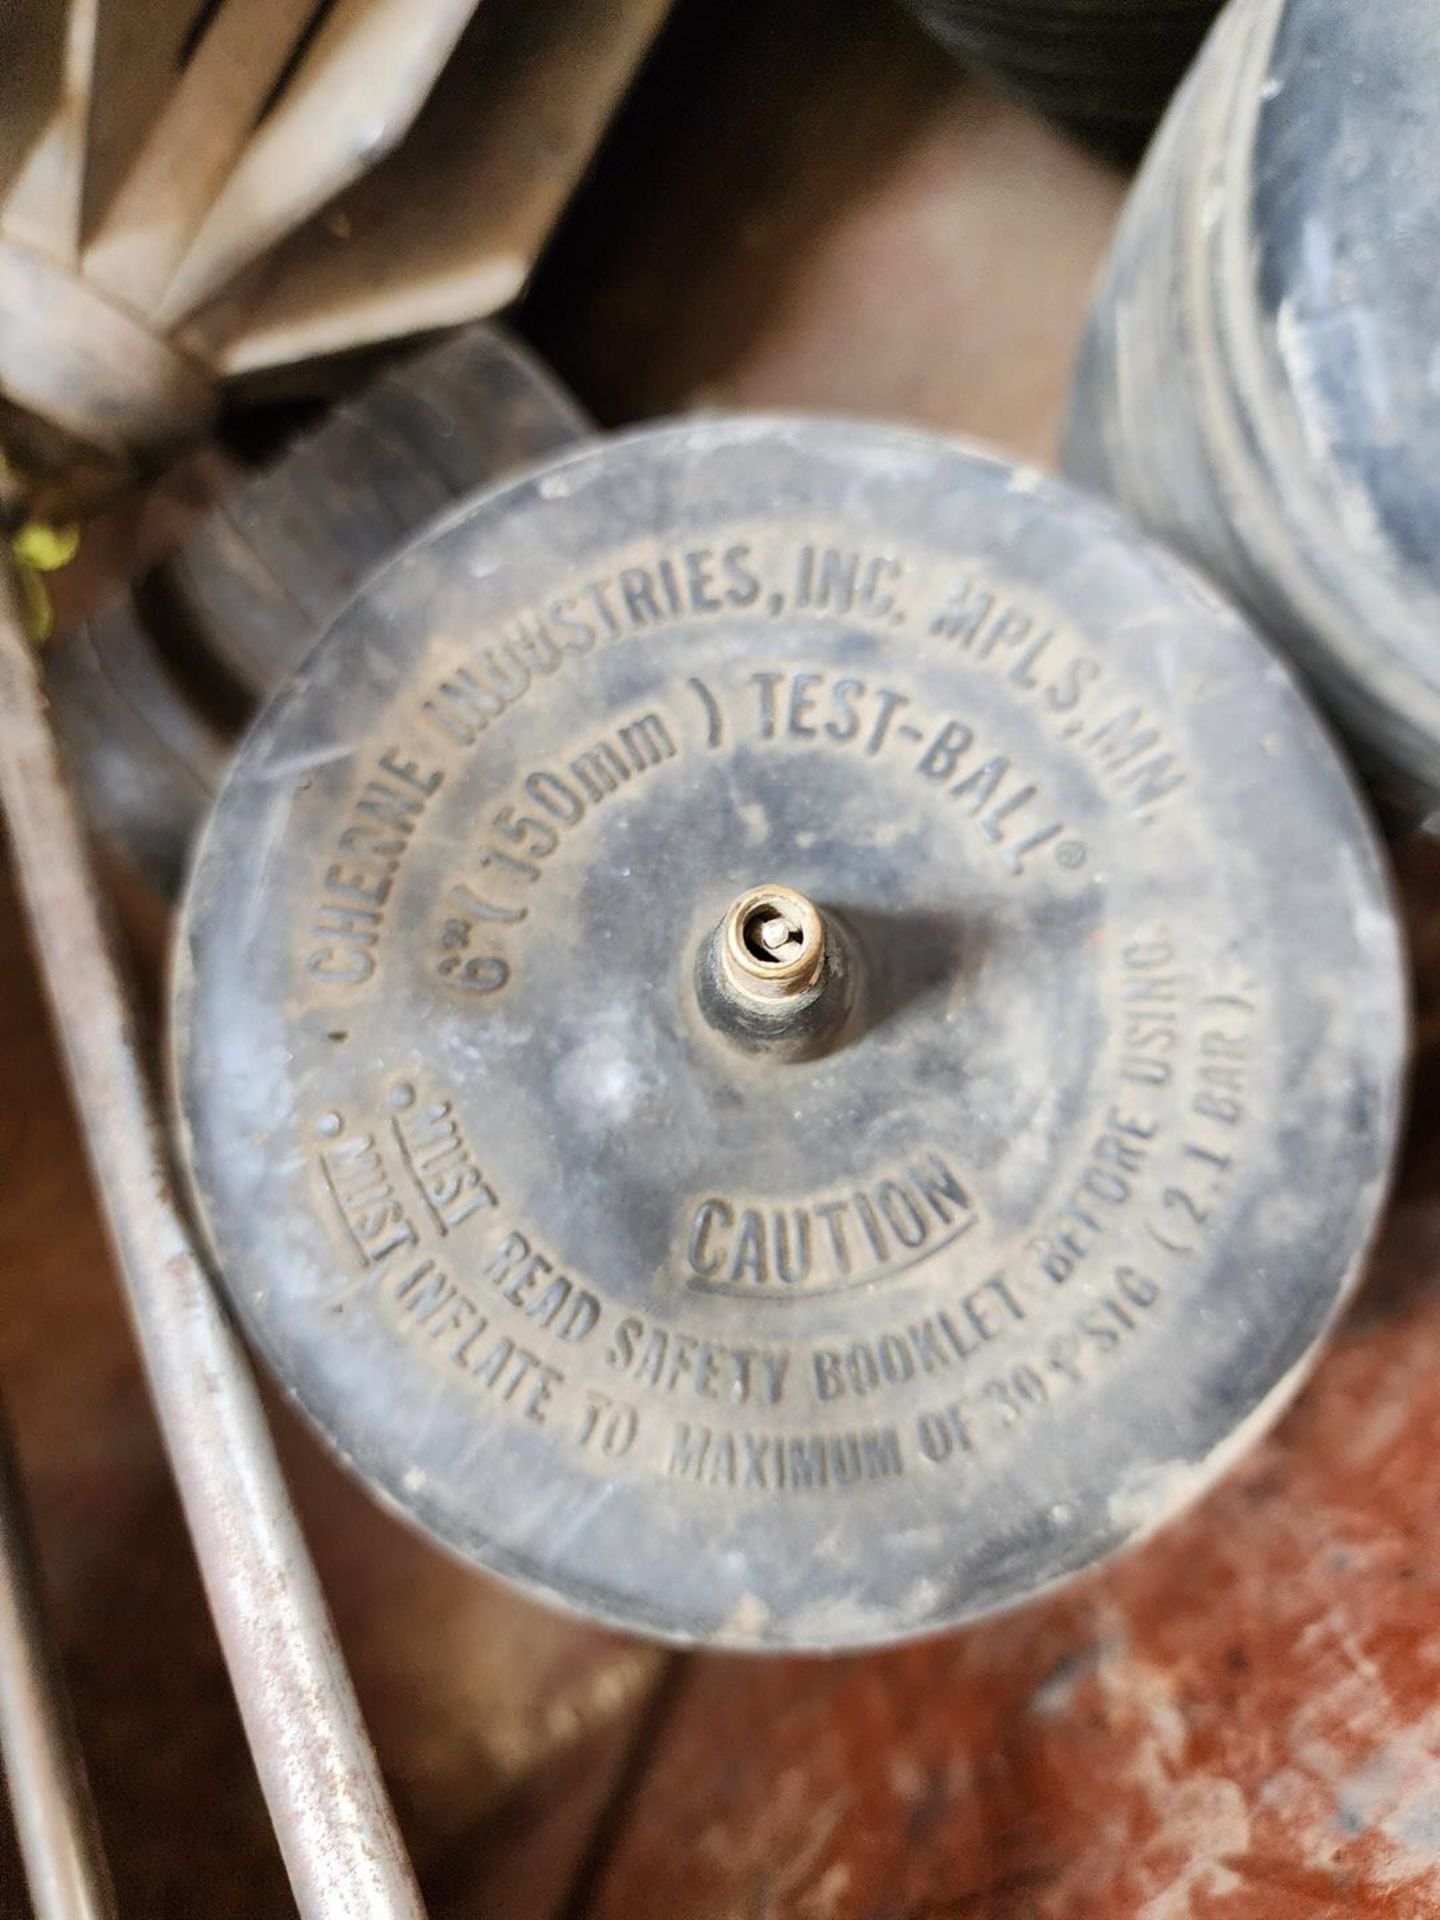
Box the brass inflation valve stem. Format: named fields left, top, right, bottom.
left=699, top=882, right=855, bottom=1060
left=720, top=884, right=826, bottom=1002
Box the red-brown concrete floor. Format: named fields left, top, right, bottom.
left=8, top=0, right=1440, bottom=1914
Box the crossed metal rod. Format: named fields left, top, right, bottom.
left=0, top=562, right=428, bottom=1919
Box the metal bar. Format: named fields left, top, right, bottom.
left=0, top=563, right=427, bottom=1920
left=0, top=1402, right=118, bottom=1920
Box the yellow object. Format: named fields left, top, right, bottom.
left=9, top=521, right=79, bottom=643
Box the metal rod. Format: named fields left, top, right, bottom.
left=0, top=1403, right=118, bottom=1920
left=0, top=565, right=427, bottom=1920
